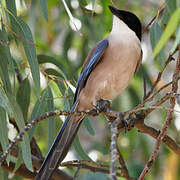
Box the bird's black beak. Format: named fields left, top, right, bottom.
left=109, top=6, right=121, bottom=18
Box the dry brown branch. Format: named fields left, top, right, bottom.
left=60, top=160, right=126, bottom=178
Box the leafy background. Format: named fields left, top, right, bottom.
left=0, top=0, right=179, bottom=179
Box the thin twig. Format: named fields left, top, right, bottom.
left=138, top=46, right=180, bottom=180
left=61, top=160, right=125, bottom=178
left=0, top=109, right=100, bottom=165
left=144, top=52, right=175, bottom=100
left=142, top=3, right=165, bottom=34
left=117, top=147, right=132, bottom=179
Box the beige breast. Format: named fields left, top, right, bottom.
left=78, top=18, right=142, bottom=111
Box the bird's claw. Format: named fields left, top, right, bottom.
left=95, top=99, right=111, bottom=112
left=122, top=119, right=128, bottom=133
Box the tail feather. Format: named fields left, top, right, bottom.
left=35, top=103, right=83, bottom=180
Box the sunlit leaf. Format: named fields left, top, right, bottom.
left=37, top=54, right=66, bottom=74
left=153, top=8, right=180, bottom=58
left=44, top=68, right=67, bottom=79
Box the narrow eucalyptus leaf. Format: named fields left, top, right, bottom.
left=153, top=8, right=180, bottom=58
left=0, top=107, right=10, bottom=164
left=16, top=78, right=31, bottom=122
left=40, top=0, right=48, bottom=22
left=7, top=95, right=33, bottom=171
left=47, top=87, right=55, bottom=149
left=73, top=135, right=93, bottom=161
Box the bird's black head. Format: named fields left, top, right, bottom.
left=109, top=6, right=142, bottom=41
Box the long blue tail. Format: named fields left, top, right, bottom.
left=35, top=102, right=83, bottom=180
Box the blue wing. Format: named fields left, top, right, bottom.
left=74, top=39, right=109, bottom=102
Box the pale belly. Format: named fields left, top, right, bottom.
left=78, top=37, right=141, bottom=110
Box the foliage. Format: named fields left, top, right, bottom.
left=0, top=0, right=180, bottom=179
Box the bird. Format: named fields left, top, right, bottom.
left=35, top=5, right=142, bottom=180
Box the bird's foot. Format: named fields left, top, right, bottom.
left=95, top=99, right=111, bottom=112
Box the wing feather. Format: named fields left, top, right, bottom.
left=74, top=39, right=109, bottom=102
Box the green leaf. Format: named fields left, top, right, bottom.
left=29, top=88, right=48, bottom=139
left=37, top=54, right=66, bottom=72
left=40, top=0, right=48, bottom=22
left=83, top=117, right=95, bottom=136
left=171, top=25, right=180, bottom=53
left=0, top=87, right=13, bottom=116
left=0, top=87, right=32, bottom=171
left=56, top=77, right=67, bottom=95
left=0, top=26, right=12, bottom=94
left=5, top=0, right=17, bottom=16
left=128, top=86, right=141, bottom=107
left=16, top=78, right=31, bottom=122
left=47, top=86, right=55, bottom=149
left=7, top=13, right=40, bottom=96
left=5, top=0, right=17, bottom=37
left=161, top=7, right=170, bottom=26
left=7, top=94, right=33, bottom=172
left=13, top=146, right=23, bottom=172
left=0, top=107, right=10, bottom=164
left=166, top=0, right=176, bottom=15
left=45, top=68, right=67, bottom=80
left=153, top=8, right=180, bottom=58
left=73, top=135, right=93, bottom=161
left=62, top=88, right=71, bottom=111
left=150, top=21, right=165, bottom=71
left=79, top=0, right=88, bottom=6
left=16, top=17, right=40, bottom=96
left=37, top=54, right=67, bottom=79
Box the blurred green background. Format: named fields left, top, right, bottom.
left=0, top=0, right=180, bottom=179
